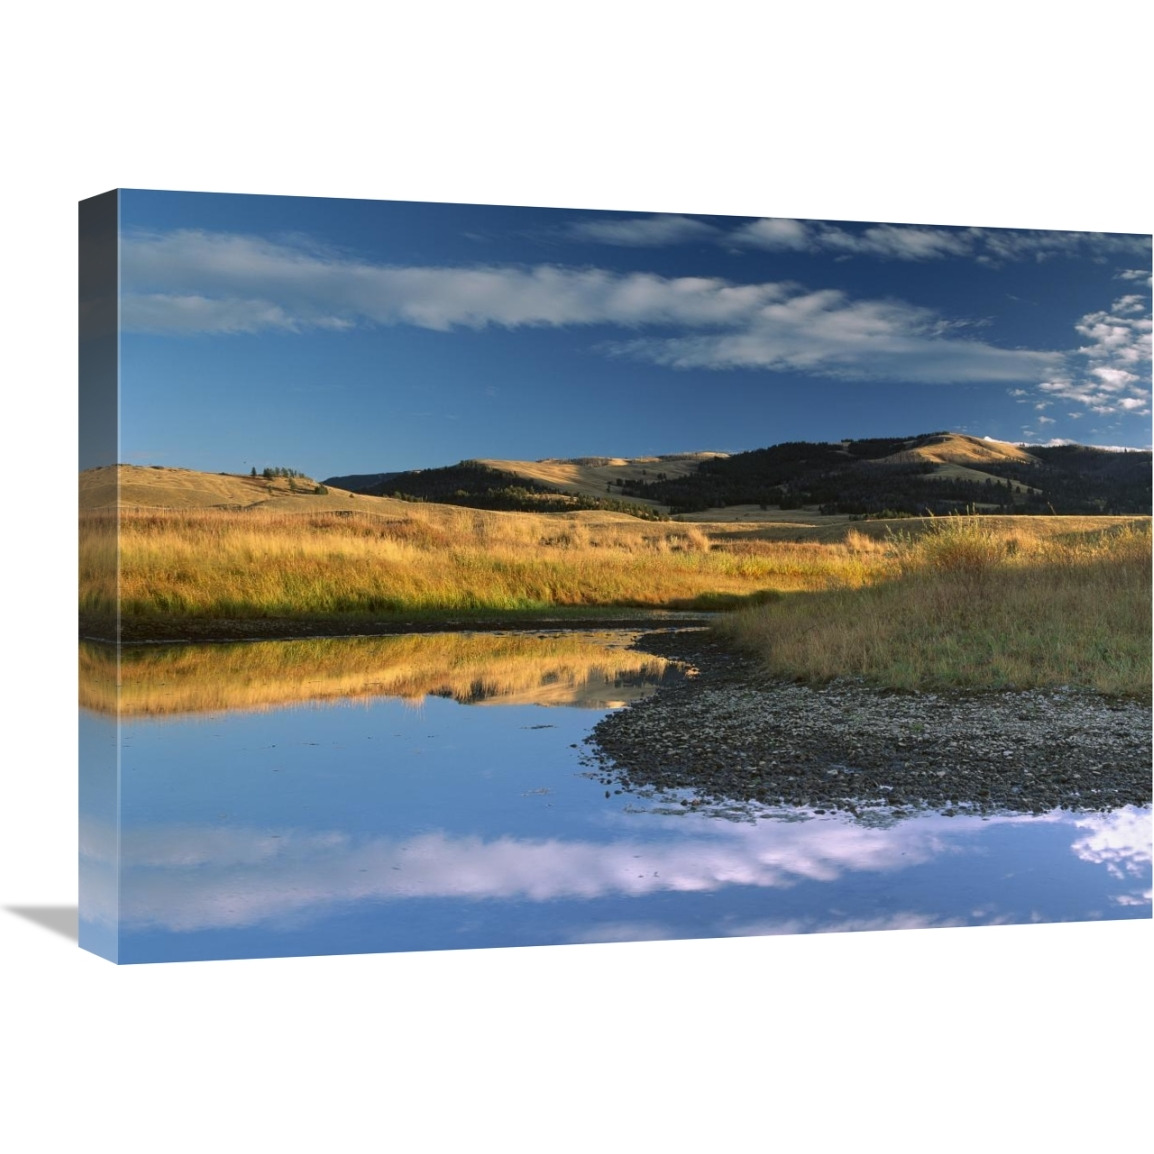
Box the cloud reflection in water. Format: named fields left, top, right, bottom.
left=80, top=806, right=1152, bottom=935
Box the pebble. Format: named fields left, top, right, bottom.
left=588, top=629, right=1152, bottom=817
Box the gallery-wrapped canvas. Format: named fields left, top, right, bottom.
left=79, top=190, right=1153, bottom=964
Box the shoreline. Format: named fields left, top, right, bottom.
left=79, top=610, right=717, bottom=646
left=587, top=630, right=1152, bottom=817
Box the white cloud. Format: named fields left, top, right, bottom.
left=1113, top=890, right=1153, bottom=907
left=607, top=291, right=1061, bottom=383
left=1090, top=367, right=1140, bottom=390
left=1025, top=292, right=1152, bottom=418
left=561, top=214, right=720, bottom=246
left=830, top=223, right=973, bottom=261
left=1110, top=294, right=1148, bottom=316
left=731, top=218, right=975, bottom=260
left=1071, top=297, right=1152, bottom=413
left=1076, top=302, right=1153, bottom=368
left=121, top=293, right=352, bottom=334
left=728, top=217, right=812, bottom=251
left=122, top=230, right=797, bottom=334
left=121, top=228, right=1067, bottom=386
left=728, top=219, right=1151, bottom=265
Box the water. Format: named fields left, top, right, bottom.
left=79, top=631, right=1152, bottom=963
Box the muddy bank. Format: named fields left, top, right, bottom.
left=588, top=630, right=1152, bottom=816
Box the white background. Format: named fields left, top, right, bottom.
left=1, top=3, right=1150, bottom=1150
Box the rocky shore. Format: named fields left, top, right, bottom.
left=588, top=629, right=1152, bottom=817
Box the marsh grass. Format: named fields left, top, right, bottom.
left=79, top=505, right=1151, bottom=695
left=718, top=515, right=1152, bottom=696
left=81, top=506, right=875, bottom=623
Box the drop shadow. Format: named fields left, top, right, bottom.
left=6, top=906, right=80, bottom=943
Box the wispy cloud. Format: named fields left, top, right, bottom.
left=121, top=229, right=1067, bottom=387
left=728, top=218, right=1152, bottom=265
left=560, top=213, right=721, bottom=246
left=605, top=291, right=1061, bottom=383
left=550, top=211, right=1150, bottom=268
left=731, top=219, right=974, bottom=261
left=122, top=292, right=353, bottom=335
left=122, top=229, right=789, bottom=333
left=729, top=217, right=813, bottom=252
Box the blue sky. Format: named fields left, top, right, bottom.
left=118, top=190, right=1152, bottom=480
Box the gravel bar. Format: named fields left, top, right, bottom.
left=588, top=629, right=1152, bottom=817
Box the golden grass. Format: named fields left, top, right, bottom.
left=474, top=452, right=727, bottom=507
left=78, top=490, right=1151, bottom=696
left=80, top=464, right=410, bottom=513
left=79, top=631, right=676, bottom=717
left=81, top=504, right=882, bottom=623
left=717, top=516, right=1152, bottom=696
left=876, top=432, right=1038, bottom=467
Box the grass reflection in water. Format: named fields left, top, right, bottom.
left=79, top=630, right=683, bottom=718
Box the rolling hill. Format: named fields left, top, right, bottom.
left=78, top=464, right=652, bottom=533
left=77, top=431, right=1150, bottom=524
left=321, top=459, right=679, bottom=520
left=81, top=464, right=364, bottom=512
left=326, top=433, right=1152, bottom=520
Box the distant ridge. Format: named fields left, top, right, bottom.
left=610, top=432, right=1151, bottom=517
left=84, top=432, right=1149, bottom=520
left=327, top=432, right=1151, bottom=519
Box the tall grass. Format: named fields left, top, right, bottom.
left=718, top=515, right=1152, bottom=696
left=80, top=506, right=878, bottom=623
left=79, top=506, right=1151, bottom=695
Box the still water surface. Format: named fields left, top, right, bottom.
left=79, top=631, right=1152, bottom=963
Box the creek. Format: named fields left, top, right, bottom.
left=78, top=630, right=1151, bottom=963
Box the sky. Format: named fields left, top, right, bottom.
left=116, top=189, right=1153, bottom=480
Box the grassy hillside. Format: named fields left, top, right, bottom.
left=324, top=461, right=667, bottom=520
left=620, top=432, right=1151, bottom=517
left=323, top=433, right=1150, bottom=522
left=473, top=452, right=728, bottom=505
left=81, top=464, right=390, bottom=512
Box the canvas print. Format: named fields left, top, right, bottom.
left=79, top=190, right=1152, bottom=964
